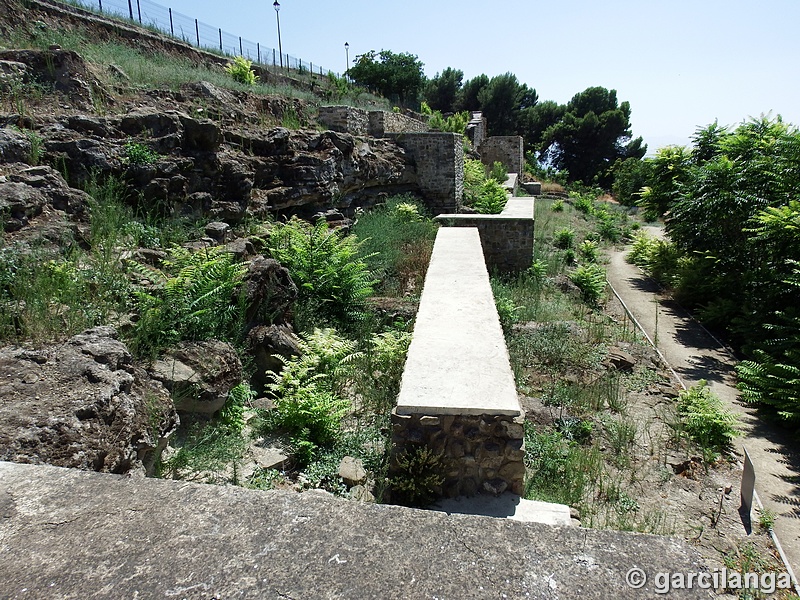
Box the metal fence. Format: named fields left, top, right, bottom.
left=61, top=0, right=337, bottom=76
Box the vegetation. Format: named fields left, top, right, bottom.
left=621, top=115, right=800, bottom=421
left=348, top=49, right=425, bottom=107
left=675, top=381, right=739, bottom=463
left=224, top=56, right=259, bottom=86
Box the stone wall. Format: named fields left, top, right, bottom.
left=480, top=136, right=524, bottom=174
left=390, top=132, right=464, bottom=214
left=435, top=198, right=534, bottom=272
left=466, top=111, right=487, bottom=149
left=391, top=412, right=525, bottom=497
left=317, top=106, right=368, bottom=136
left=368, top=111, right=429, bottom=137
left=392, top=228, right=524, bottom=499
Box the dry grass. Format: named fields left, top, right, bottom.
left=541, top=182, right=566, bottom=194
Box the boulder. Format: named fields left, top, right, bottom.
left=606, top=346, right=637, bottom=371
left=241, top=256, right=297, bottom=327
left=0, top=326, right=177, bottom=475
left=149, top=340, right=242, bottom=414
left=338, top=456, right=367, bottom=487
left=247, top=324, right=301, bottom=393
left=0, top=127, right=31, bottom=163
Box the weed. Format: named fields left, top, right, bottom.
left=757, top=507, right=776, bottom=532
left=569, top=264, right=607, bottom=305
left=390, top=446, right=444, bottom=507
left=676, top=380, right=739, bottom=463
left=225, top=56, right=259, bottom=85
left=554, top=227, right=576, bottom=249
left=123, top=139, right=160, bottom=165
left=489, top=161, right=508, bottom=183
left=579, top=239, right=599, bottom=263
left=551, top=198, right=564, bottom=212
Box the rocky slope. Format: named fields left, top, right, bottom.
left=0, top=0, right=420, bottom=475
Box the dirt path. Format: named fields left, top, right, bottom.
left=606, top=228, right=800, bottom=575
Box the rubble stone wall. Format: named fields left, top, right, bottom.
left=480, top=136, right=524, bottom=175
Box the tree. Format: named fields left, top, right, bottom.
left=348, top=50, right=425, bottom=107
left=540, top=87, right=645, bottom=186
left=423, top=67, right=463, bottom=113
left=520, top=100, right=566, bottom=155
left=476, top=73, right=537, bottom=136
left=455, top=74, right=489, bottom=113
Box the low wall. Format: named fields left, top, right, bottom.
left=466, top=111, right=487, bottom=148
left=435, top=198, right=534, bottom=272
left=317, top=105, right=368, bottom=136
left=368, top=111, right=429, bottom=137
left=480, top=136, right=524, bottom=175
left=392, top=228, right=524, bottom=497
left=390, top=132, right=464, bottom=214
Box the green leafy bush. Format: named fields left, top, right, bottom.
left=225, top=56, right=259, bottom=85
left=390, top=446, right=444, bottom=507
left=569, top=264, right=606, bottom=304
left=220, top=382, right=255, bottom=434
left=550, top=198, right=564, bottom=212
left=571, top=192, right=595, bottom=214
left=489, top=161, right=508, bottom=183
left=131, top=246, right=247, bottom=358
left=265, top=328, right=357, bottom=465
left=268, top=217, right=376, bottom=329
left=677, top=380, right=739, bottom=462
left=473, top=179, right=508, bottom=214
left=579, top=239, right=599, bottom=263
left=123, top=139, right=160, bottom=165
left=553, top=227, right=575, bottom=249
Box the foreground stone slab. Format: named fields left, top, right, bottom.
left=431, top=493, right=574, bottom=526
left=0, top=462, right=712, bottom=599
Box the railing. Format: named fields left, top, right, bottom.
left=59, top=0, right=338, bottom=77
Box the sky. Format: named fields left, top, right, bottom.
left=132, top=0, right=800, bottom=153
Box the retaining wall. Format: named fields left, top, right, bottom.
left=368, top=111, right=429, bottom=137
left=435, top=198, right=534, bottom=272
left=390, top=132, right=464, bottom=215
left=480, top=136, right=524, bottom=175
left=317, top=106, right=368, bottom=136
left=392, top=228, right=524, bottom=497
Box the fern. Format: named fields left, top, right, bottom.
left=267, top=218, right=376, bottom=329
left=130, top=246, right=247, bottom=357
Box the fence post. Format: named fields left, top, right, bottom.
left=273, top=48, right=276, bottom=67
left=98, top=0, right=102, bottom=12
left=169, top=8, right=173, bottom=36
left=127, top=0, right=133, bottom=20
left=239, top=37, right=243, bottom=56
left=257, top=43, right=260, bottom=64
left=219, top=29, right=222, bottom=52
left=195, top=19, right=199, bottom=46
left=136, top=0, right=141, bottom=23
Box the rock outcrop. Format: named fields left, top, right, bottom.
left=0, top=326, right=178, bottom=475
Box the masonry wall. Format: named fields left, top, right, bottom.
left=480, top=136, right=524, bottom=175
left=437, top=216, right=533, bottom=272
left=317, top=106, right=368, bottom=136
left=369, top=111, right=429, bottom=137
left=466, top=112, right=487, bottom=149
left=390, top=133, right=464, bottom=214
left=391, top=412, right=525, bottom=497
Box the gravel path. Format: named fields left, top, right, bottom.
left=606, top=227, right=800, bottom=576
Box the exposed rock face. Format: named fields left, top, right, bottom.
left=0, top=48, right=106, bottom=110
left=14, top=97, right=415, bottom=223
left=0, top=326, right=177, bottom=475
left=149, top=340, right=242, bottom=414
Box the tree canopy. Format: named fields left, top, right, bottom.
left=539, top=87, right=646, bottom=186
left=348, top=50, right=425, bottom=107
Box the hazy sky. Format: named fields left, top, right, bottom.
left=129, top=0, right=799, bottom=153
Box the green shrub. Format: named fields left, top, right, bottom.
left=390, top=446, right=444, bottom=507
left=569, top=264, right=606, bottom=304
left=489, top=161, right=508, bottom=183
left=220, top=382, right=255, bottom=434
left=131, top=246, right=247, bottom=358
left=268, top=217, right=376, bottom=329
left=225, top=56, right=259, bottom=85
left=677, top=380, right=739, bottom=462
left=264, top=328, right=357, bottom=465
left=394, top=202, right=422, bottom=222
left=473, top=179, right=508, bottom=214
left=553, top=227, right=575, bottom=249
left=551, top=198, right=564, bottom=212
left=123, top=139, right=160, bottom=165
left=579, top=239, right=599, bottom=263
left=571, top=193, right=595, bottom=215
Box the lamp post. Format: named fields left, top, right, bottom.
left=273, top=0, right=283, bottom=69
left=344, top=42, right=349, bottom=80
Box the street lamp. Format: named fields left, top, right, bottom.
left=344, top=42, right=349, bottom=80
left=273, top=0, right=283, bottom=69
